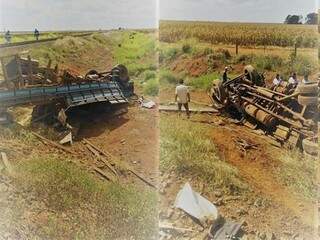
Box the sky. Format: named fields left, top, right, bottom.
left=0, top=0, right=157, bottom=31
left=160, top=0, right=318, bottom=23
left=0, top=0, right=318, bottom=31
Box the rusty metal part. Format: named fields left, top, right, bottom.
left=243, top=102, right=276, bottom=127
left=274, top=125, right=290, bottom=142
left=241, top=96, right=302, bottom=129
left=210, top=65, right=317, bottom=149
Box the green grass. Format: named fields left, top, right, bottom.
left=277, top=149, right=318, bottom=199
left=112, top=31, right=157, bottom=76
left=29, top=34, right=111, bottom=68
left=187, top=73, right=221, bottom=90
left=143, top=78, right=159, bottom=96
left=0, top=123, right=36, bottom=145
left=15, top=155, right=157, bottom=239
left=160, top=115, right=246, bottom=192
left=159, top=69, right=179, bottom=85
left=0, top=32, right=61, bottom=44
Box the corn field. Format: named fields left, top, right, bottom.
left=159, top=20, right=318, bottom=48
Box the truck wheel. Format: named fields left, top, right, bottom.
left=210, top=80, right=227, bottom=107
left=297, top=83, right=318, bottom=95
left=85, top=69, right=99, bottom=78
left=302, top=139, right=318, bottom=156
left=298, top=95, right=318, bottom=106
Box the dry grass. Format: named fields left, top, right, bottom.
left=277, top=149, right=318, bottom=199
left=0, top=124, right=157, bottom=240
left=160, top=114, right=246, bottom=192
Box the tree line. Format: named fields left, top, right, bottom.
left=284, top=12, right=318, bottom=25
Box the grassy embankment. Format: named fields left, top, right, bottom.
left=159, top=38, right=317, bottom=92
left=110, top=31, right=158, bottom=96
left=160, top=115, right=246, bottom=193
left=0, top=32, right=60, bottom=44
left=0, top=123, right=157, bottom=239
left=277, top=149, right=318, bottom=199
left=28, top=31, right=159, bottom=96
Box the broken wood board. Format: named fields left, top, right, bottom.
left=82, top=140, right=119, bottom=177
left=159, top=105, right=218, bottom=114
left=1, top=152, right=14, bottom=174
left=32, top=131, right=75, bottom=154
left=93, top=167, right=116, bottom=182
left=83, top=138, right=156, bottom=189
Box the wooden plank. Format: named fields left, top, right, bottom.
left=1, top=152, right=14, bottom=174
left=159, top=105, right=218, bottom=114
left=32, top=131, right=75, bottom=154
left=93, top=167, right=115, bottom=182
left=83, top=142, right=118, bottom=177
left=83, top=138, right=156, bottom=188
left=129, top=169, right=157, bottom=189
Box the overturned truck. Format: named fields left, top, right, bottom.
left=0, top=55, right=134, bottom=133
left=209, top=65, right=318, bottom=156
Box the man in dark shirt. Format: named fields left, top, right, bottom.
left=4, top=30, right=11, bottom=43
left=222, top=67, right=229, bottom=83
left=34, top=28, right=40, bottom=40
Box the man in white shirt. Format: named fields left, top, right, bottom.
left=272, top=73, right=282, bottom=90
left=288, top=72, right=298, bottom=86
left=175, top=79, right=190, bottom=118
left=273, top=74, right=282, bottom=85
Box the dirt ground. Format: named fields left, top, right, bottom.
left=71, top=101, right=159, bottom=186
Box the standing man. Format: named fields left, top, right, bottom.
left=222, top=67, right=229, bottom=83
left=34, top=28, right=40, bottom=40
left=175, top=79, right=190, bottom=118
left=4, top=30, right=11, bottom=43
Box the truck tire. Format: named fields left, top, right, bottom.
left=297, top=83, right=318, bottom=95
left=302, top=139, right=318, bottom=156
left=298, top=95, right=318, bottom=106
left=210, top=80, right=227, bottom=107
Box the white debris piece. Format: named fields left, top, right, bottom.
left=142, top=100, right=156, bottom=109
left=175, top=182, right=219, bottom=222
left=59, top=132, right=73, bottom=145
left=138, top=97, right=156, bottom=109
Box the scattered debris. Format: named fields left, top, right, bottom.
left=159, top=223, right=195, bottom=233
left=82, top=138, right=156, bottom=188
left=175, top=183, right=219, bottom=226
left=138, top=97, right=156, bottom=109
left=159, top=104, right=218, bottom=114
left=208, top=218, right=243, bottom=240
left=32, top=131, right=75, bottom=154
left=93, top=166, right=116, bottom=182
left=234, top=137, right=258, bottom=154
left=82, top=138, right=118, bottom=177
